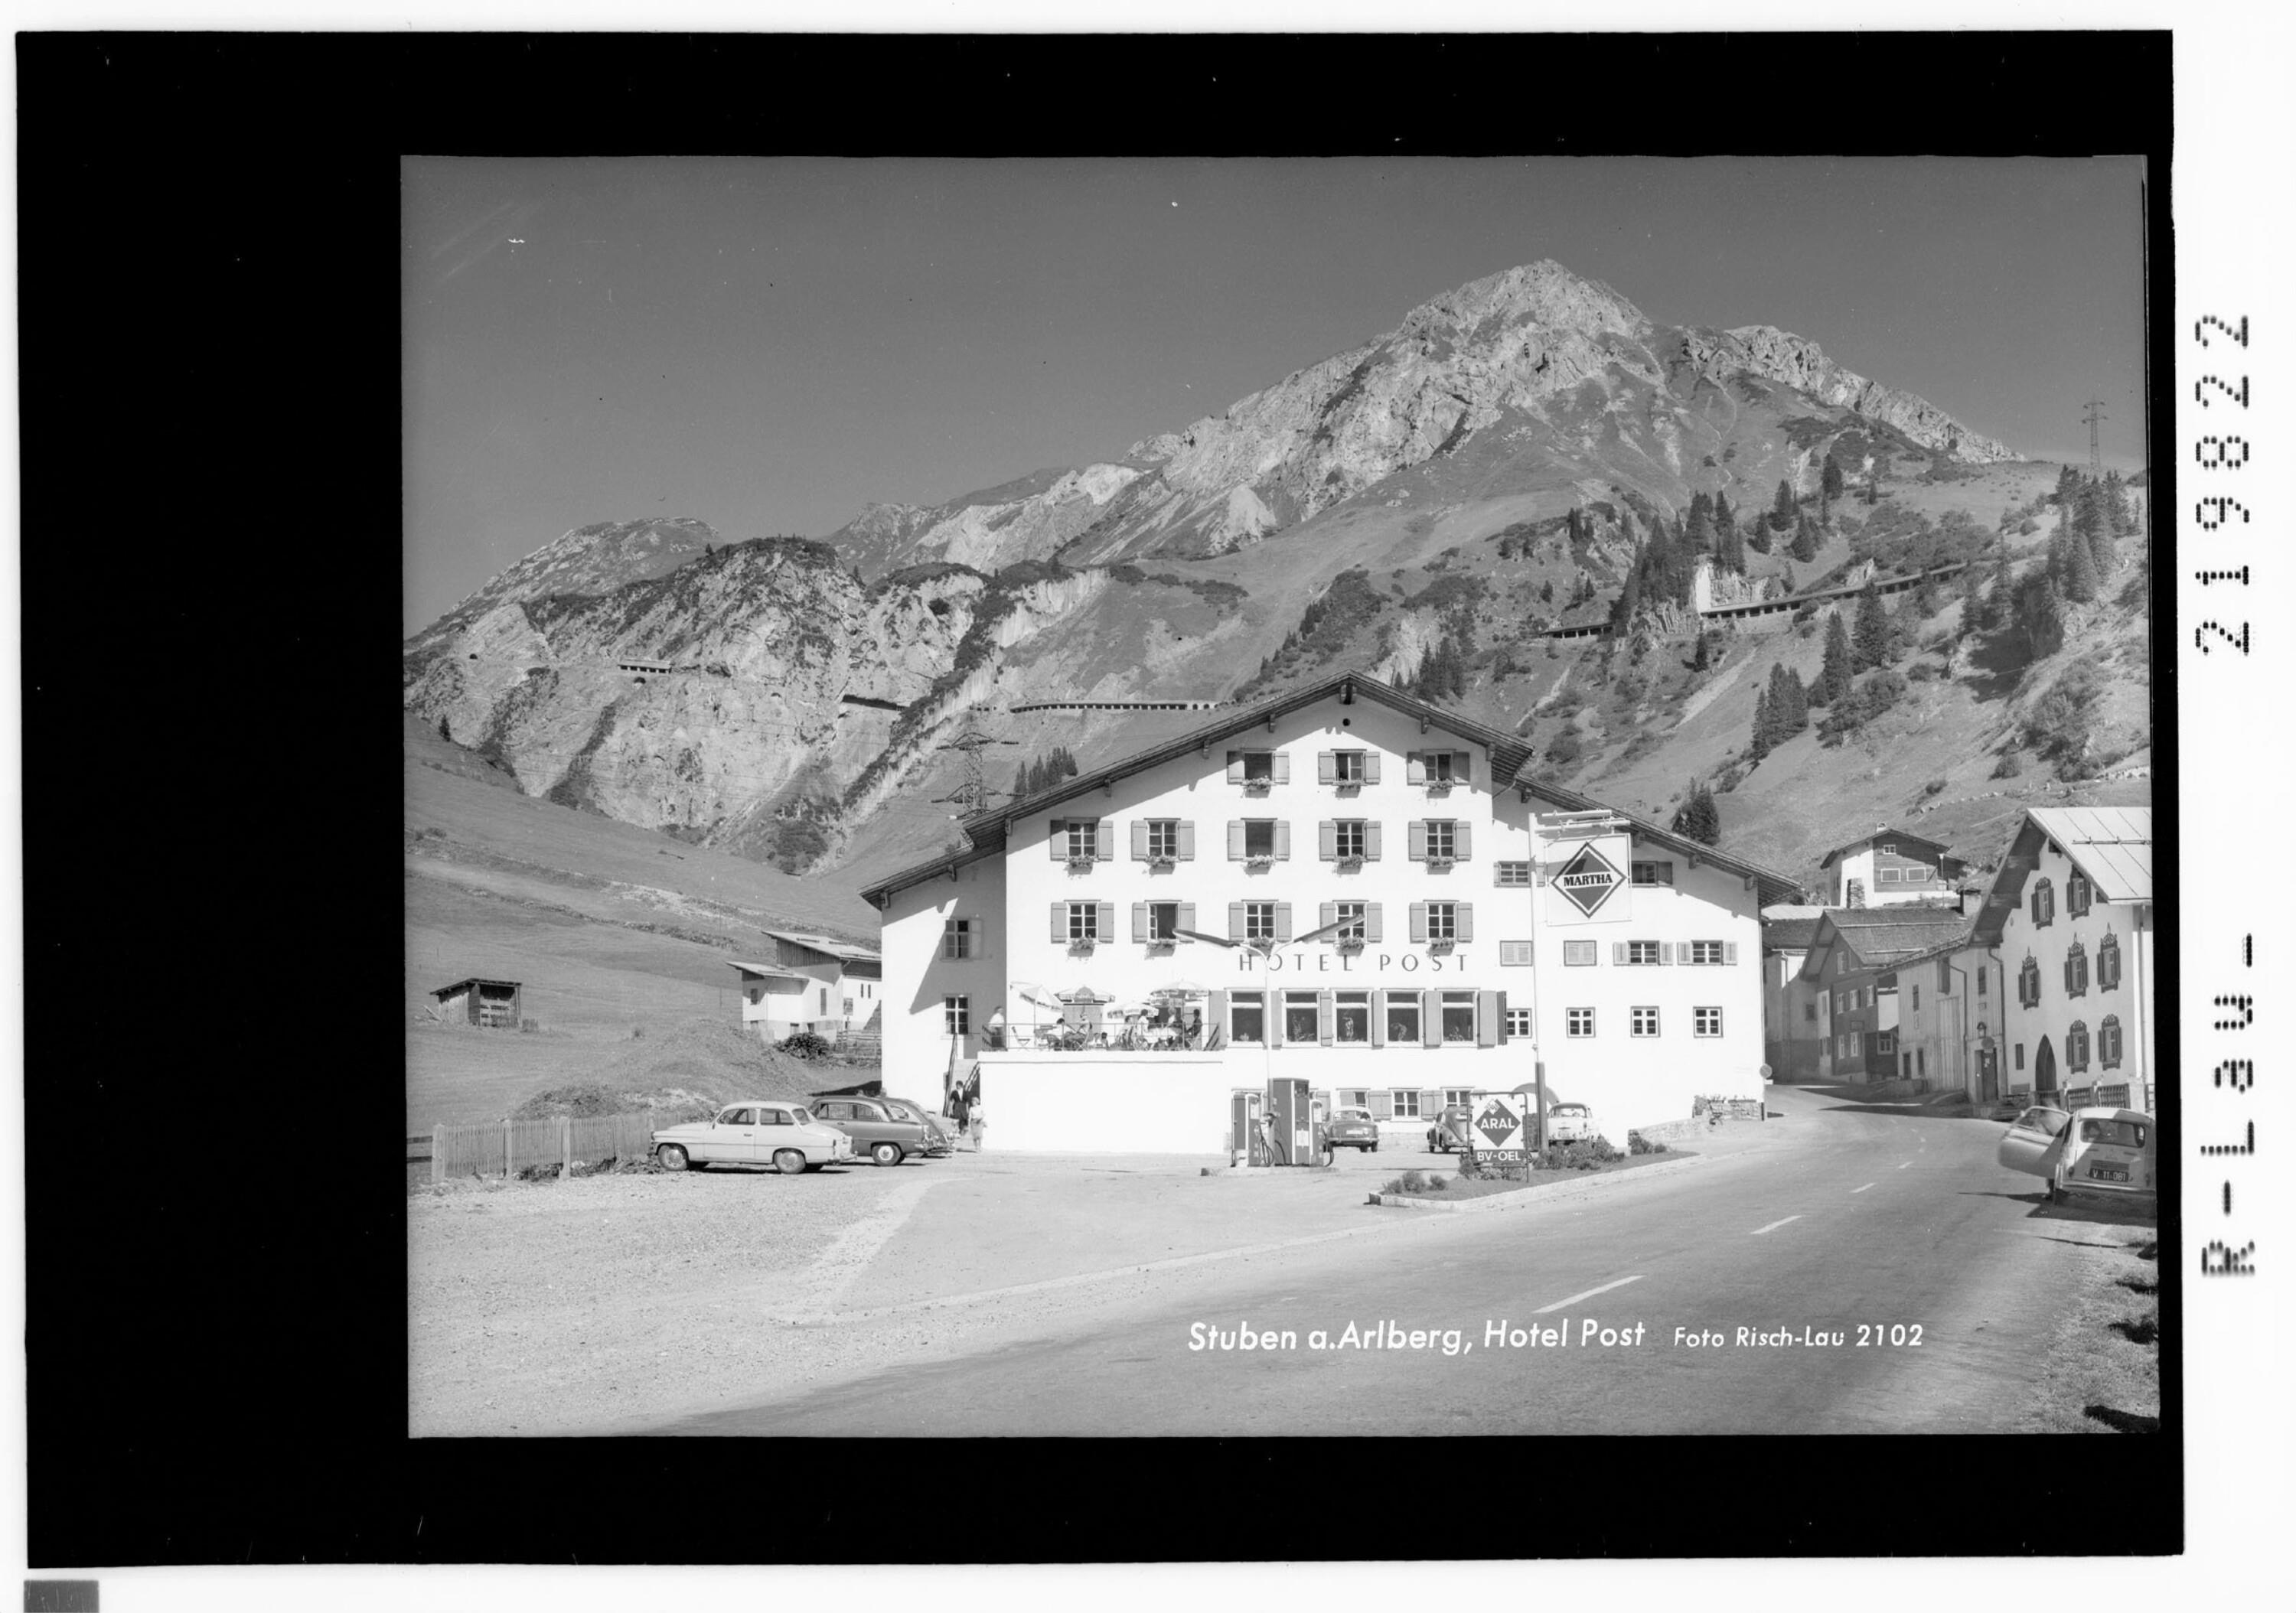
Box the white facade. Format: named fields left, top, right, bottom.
left=1990, top=832, right=2154, bottom=1111
left=872, top=677, right=1786, bottom=1152
left=729, top=934, right=884, bottom=1046
left=1821, top=831, right=1965, bottom=909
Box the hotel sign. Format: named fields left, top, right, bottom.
left=1551, top=841, right=1626, bottom=919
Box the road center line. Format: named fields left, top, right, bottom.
left=1533, top=1275, right=1644, bottom=1314
left=1899, top=1162, right=1913, bottom=1170
left=1851, top=1183, right=1876, bottom=1194
left=1750, top=1216, right=1802, bottom=1235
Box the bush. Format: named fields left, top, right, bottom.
left=1627, top=1131, right=1669, bottom=1155
left=778, top=1030, right=833, bottom=1061
left=1923, top=777, right=1948, bottom=797
left=1424, top=1175, right=1448, bottom=1192
left=1991, top=751, right=2025, bottom=780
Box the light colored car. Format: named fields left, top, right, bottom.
left=2050, top=1107, right=2156, bottom=1208
left=1545, top=1102, right=1596, bottom=1143
left=1425, top=1104, right=1472, bottom=1153
left=1996, top=1104, right=2073, bottom=1179
left=1329, top=1107, right=1380, bottom=1152
left=651, top=1101, right=855, bottom=1176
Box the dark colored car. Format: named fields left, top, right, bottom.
left=876, top=1096, right=954, bottom=1155
left=1327, top=1107, right=1380, bottom=1152
left=809, top=1097, right=934, bottom=1166
left=1426, top=1104, right=1473, bottom=1153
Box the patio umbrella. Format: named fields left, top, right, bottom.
left=1009, top=980, right=1062, bottom=1025
left=1105, top=999, right=1157, bottom=1018
left=1152, top=980, right=1215, bottom=998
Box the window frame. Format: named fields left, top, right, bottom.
left=1334, top=990, right=1371, bottom=1044
left=1563, top=939, right=1597, bottom=966
left=1229, top=992, right=1266, bottom=1046
left=1499, top=940, right=1534, bottom=966
left=1243, top=818, right=1277, bottom=859
left=1244, top=901, right=1277, bottom=943
left=1068, top=902, right=1100, bottom=943
left=1146, top=901, right=1179, bottom=943
left=1439, top=989, right=1477, bottom=1044
left=1425, top=819, right=1458, bottom=861
left=1693, top=1005, right=1723, bottom=1038
left=1066, top=820, right=1099, bottom=860
left=1146, top=818, right=1181, bottom=861
left=1494, top=860, right=1533, bottom=886
left=1631, top=860, right=1675, bottom=887
left=1334, top=901, right=1368, bottom=943
left=1425, top=901, right=1458, bottom=942
left=1386, top=995, right=1423, bottom=1045
left=1391, top=1090, right=1423, bottom=1119
left=944, top=995, right=970, bottom=1036
left=1627, top=939, right=1662, bottom=966
left=1630, top=1005, right=1661, bottom=1039
left=1504, top=1009, right=1534, bottom=1039
left=943, top=917, right=972, bottom=960
left=1240, top=749, right=1275, bottom=784
left=1332, top=748, right=1368, bottom=784
left=1566, top=1007, right=1596, bottom=1038
left=1333, top=819, right=1366, bottom=860
left=1687, top=939, right=1726, bottom=966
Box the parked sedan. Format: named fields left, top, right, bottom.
left=1996, top=1104, right=2073, bottom=1179
left=875, top=1096, right=954, bottom=1155
left=651, top=1102, right=855, bottom=1176
left=809, top=1097, right=934, bottom=1166
left=2050, top=1108, right=2156, bottom=1209
left=1425, top=1105, right=1473, bottom=1153
left=1328, top=1107, right=1381, bottom=1152
left=1545, top=1102, right=1596, bottom=1144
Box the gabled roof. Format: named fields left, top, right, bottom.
left=1802, top=910, right=1973, bottom=976
left=862, top=668, right=1803, bottom=908
left=727, top=959, right=811, bottom=982
left=760, top=928, right=881, bottom=963
left=1816, top=826, right=1964, bottom=869
left=1970, top=807, right=2153, bottom=948
left=1763, top=917, right=1824, bottom=953
left=430, top=976, right=520, bottom=997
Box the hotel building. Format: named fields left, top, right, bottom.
left=862, top=670, right=1802, bottom=1153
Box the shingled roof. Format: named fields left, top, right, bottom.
left=1804, top=908, right=1975, bottom=975
left=861, top=668, right=1804, bottom=908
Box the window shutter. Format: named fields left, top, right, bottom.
left=1227, top=751, right=1244, bottom=784
left=1411, top=902, right=1429, bottom=942
left=1177, top=822, right=1196, bottom=861
left=1454, top=751, right=1472, bottom=784
left=1365, top=904, right=1384, bottom=943
left=1207, top=989, right=1228, bottom=1043
left=1132, top=820, right=1150, bottom=860
left=1370, top=990, right=1388, bottom=1048
left=2063, top=956, right=2074, bottom=994
left=1365, top=822, right=1383, bottom=861
left=1407, top=751, right=1427, bottom=784
left=1365, top=751, right=1383, bottom=785
left=1456, top=903, right=1475, bottom=942
left=1493, top=991, right=1510, bottom=1044
left=1408, top=822, right=1429, bottom=862
left=1179, top=903, right=1196, bottom=937
left=1371, top=1090, right=1393, bottom=1119
left=1132, top=903, right=1149, bottom=943
left=1479, top=990, right=1501, bottom=1047
left=1228, top=901, right=1246, bottom=941
left=1094, top=821, right=1113, bottom=861
left=1276, top=822, right=1293, bottom=861
left=1421, top=988, right=1442, bottom=1048
left=1268, top=992, right=1284, bottom=1049
left=1614, top=942, right=1628, bottom=965
left=1096, top=902, right=1114, bottom=939
left=1658, top=942, right=1672, bottom=965
left=1320, top=901, right=1336, bottom=933
left=1421, top=1090, right=1443, bottom=1119
left=1455, top=822, right=1473, bottom=861
left=1319, top=751, right=1336, bottom=784
left=1052, top=904, right=1068, bottom=943
left=1319, top=820, right=1336, bottom=860
left=1228, top=821, right=1244, bottom=860
left=1275, top=902, right=1293, bottom=943
left=1727, top=942, right=1740, bottom=966
left=1049, top=822, right=1065, bottom=860
left=1318, top=990, right=1335, bottom=1047
left=1274, top=751, right=1292, bottom=785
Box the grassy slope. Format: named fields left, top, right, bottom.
left=405, top=721, right=881, bottom=1131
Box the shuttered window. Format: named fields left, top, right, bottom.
left=2066, top=1020, right=2091, bottom=1073
left=2018, top=956, right=2041, bottom=1007
left=1230, top=992, right=1266, bottom=1044
left=1563, top=940, right=1596, bottom=966
left=1494, top=861, right=1532, bottom=885
left=1499, top=940, right=1533, bottom=966
left=2030, top=878, right=2055, bottom=927
left=1384, top=993, right=1421, bottom=1045
left=2064, top=940, right=2089, bottom=997
left=2098, top=931, right=2122, bottom=992
left=1632, top=861, right=1675, bottom=886
left=2099, top=1015, right=2124, bottom=1069
left=2067, top=871, right=2092, bottom=917
left=1440, top=991, right=1477, bottom=1044
left=1334, top=991, right=1371, bottom=1044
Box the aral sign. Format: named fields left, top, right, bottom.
left=1467, top=1090, right=1528, bottom=1167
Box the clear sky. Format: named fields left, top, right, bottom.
left=403, top=155, right=2148, bottom=634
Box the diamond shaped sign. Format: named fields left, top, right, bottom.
left=1552, top=841, right=1626, bottom=917
left=1474, top=1097, right=1523, bottom=1151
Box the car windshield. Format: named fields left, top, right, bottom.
left=787, top=1106, right=810, bottom=1124
left=1555, top=1105, right=1589, bottom=1116
left=2020, top=1108, right=2072, bottom=1136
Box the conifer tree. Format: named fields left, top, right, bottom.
left=1852, top=580, right=1891, bottom=671
left=1780, top=663, right=1810, bottom=733
left=2061, top=527, right=2102, bottom=603
left=1538, top=578, right=1555, bottom=604
left=1691, top=630, right=1712, bottom=672
left=1818, top=486, right=1831, bottom=529
left=1686, top=493, right=1714, bottom=552
left=1791, top=512, right=1819, bottom=562
left=1770, top=477, right=1797, bottom=530
left=1750, top=684, right=1774, bottom=761
left=1818, top=610, right=1854, bottom=705
left=1821, top=456, right=1845, bottom=500
left=1671, top=779, right=1721, bottom=846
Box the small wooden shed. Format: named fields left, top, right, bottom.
left=432, top=976, right=523, bottom=1028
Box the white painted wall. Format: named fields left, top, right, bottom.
left=1999, top=836, right=2151, bottom=1107
left=880, top=858, right=1006, bottom=1111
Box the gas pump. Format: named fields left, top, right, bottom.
left=1265, top=1077, right=1311, bottom=1166
left=1230, top=1089, right=1263, bottom=1160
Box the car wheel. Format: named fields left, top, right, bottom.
left=871, top=1141, right=902, bottom=1168
left=657, top=1144, right=690, bottom=1171
left=1371, top=1142, right=1379, bottom=1153
left=773, top=1149, right=807, bottom=1177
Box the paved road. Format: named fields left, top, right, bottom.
left=666, top=1087, right=2144, bottom=1435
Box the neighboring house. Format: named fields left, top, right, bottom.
left=1968, top=807, right=2154, bottom=1111
left=861, top=668, right=1800, bottom=1152
left=1759, top=908, right=1826, bottom=1082
left=728, top=930, right=883, bottom=1045
left=430, top=976, right=522, bottom=1028
left=1891, top=937, right=2010, bottom=1106
left=1795, top=910, right=1975, bottom=1083
left=1817, top=827, right=1972, bottom=909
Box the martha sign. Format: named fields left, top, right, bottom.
left=1545, top=832, right=1632, bottom=924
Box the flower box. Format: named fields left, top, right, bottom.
left=1241, top=779, right=1274, bottom=795
left=1244, top=854, right=1277, bottom=871
left=1426, top=856, right=1456, bottom=871
left=1065, top=855, right=1097, bottom=872
left=1336, top=855, right=1365, bottom=872
left=1428, top=939, right=1456, bottom=953
left=1146, top=855, right=1176, bottom=870
left=1336, top=939, right=1366, bottom=954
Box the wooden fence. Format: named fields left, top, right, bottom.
left=413, top=1112, right=661, bottom=1183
